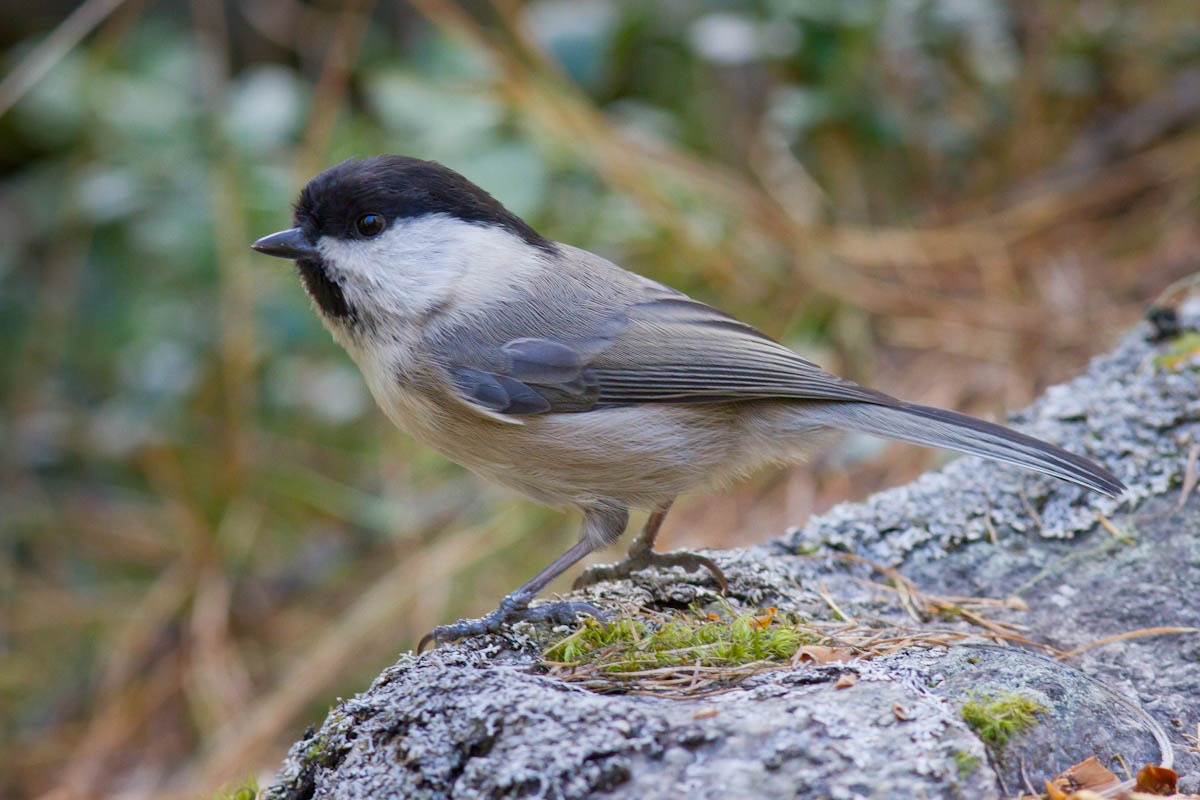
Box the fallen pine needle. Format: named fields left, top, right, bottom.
left=816, top=582, right=855, bottom=623
left=1057, top=627, right=1199, bottom=660
left=1095, top=511, right=1135, bottom=545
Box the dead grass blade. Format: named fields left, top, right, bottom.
left=1056, top=627, right=1200, bottom=661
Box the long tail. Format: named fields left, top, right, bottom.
left=812, top=401, right=1125, bottom=497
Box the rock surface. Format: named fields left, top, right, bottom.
left=267, top=305, right=1200, bottom=800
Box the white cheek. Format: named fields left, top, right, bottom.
left=316, top=214, right=550, bottom=320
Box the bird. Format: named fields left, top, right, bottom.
left=251, top=155, right=1125, bottom=651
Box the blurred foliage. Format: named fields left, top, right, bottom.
left=0, top=1, right=1196, bottom=799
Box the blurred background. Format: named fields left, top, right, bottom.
left=1, top=0, right=1197, bottom=797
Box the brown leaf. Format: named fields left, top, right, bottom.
left=1134, top=763, right=1177, bottom=795
left=692, top=707, right=718, bottom=720
left=834, top=674, right=857, bottom=689
left=749, top=607, right=778, bottom=630
left=793, top=645, right=855, bottom=665
left=891, top=702, right=910, bottom=721
left=1052, top=756, right=1120, bottom=793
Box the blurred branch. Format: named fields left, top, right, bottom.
left=749, top=121, right=826, bottom=226
left=0, top=0, right=131, bottom=119
left=297, top=0, right=376, bottom=179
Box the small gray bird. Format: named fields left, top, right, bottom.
left=252, top=155, right=1125, bottom=650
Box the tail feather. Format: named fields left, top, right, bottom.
left=816, top=401, right=1125, bottom=497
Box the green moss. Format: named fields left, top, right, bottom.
left=542, top=607, right=820, bottom=673
left=1153, top=331, right=1200, bottom=371
left=212, top=775, right=259, bottom=800
left=301, top=723, right=347, bottom=770
left=951, top=750, right=980, bottom=779
left=960, top=692, right=1045, bottom=749
left=304, top=737, right=342, bottom=769
left=304, top=740, right=326, bottom=766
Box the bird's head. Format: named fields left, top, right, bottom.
left=252, top=156, right=555, bottom=326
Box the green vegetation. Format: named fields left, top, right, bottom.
left=951, top=750, right=981, bottom=779
left=544, top=607, right=817, bottom=672
left=213, top=776, right=259, bottom=800
left=960, top=692, right=1046, bottom=749
left=303, top=735, right=338, bottom=770
left=1153, top=331, right=1200, bottom=371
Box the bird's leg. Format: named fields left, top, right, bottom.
left=573, top=500, right=727, bottom=592
left=419, top=507, right=626, bottom=652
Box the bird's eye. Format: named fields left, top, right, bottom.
left=355, top=213, right=386, bottom=238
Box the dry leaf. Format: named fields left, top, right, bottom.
left=749, top=607, right=778, bottom=630
left=835, top=674, right=858, bottom=689
left=1051, top=756, right=1121, bottom=794
left=891, top=702, right=910, bottom=721
left=692, top=707, right=718, bottom=720
left=794, top=645, right=855, bottom=665
left=1134, top=763, right=1177, bottom=795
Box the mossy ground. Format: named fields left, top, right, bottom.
left=960, top=692, right=1046, bottom=749
left=542, top=606, right=818, bottom=673
left=537, top=596, right=1024, bottom=697
left=1153, top=330, right=1200, bottom=371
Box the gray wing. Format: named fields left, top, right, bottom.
left=421, top=260, right=1128, bottom=499
left=428, top=283, right=893, bottom=417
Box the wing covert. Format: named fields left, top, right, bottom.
left=425, top=257, right=894, bottom=416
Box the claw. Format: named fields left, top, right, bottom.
left=655, top=551, right=728, bottom=594
left=573, top=548, right=727, bottom=593
left=519, top=600, right=608, bottom=625
left=416, top=598, right=606, bottom=653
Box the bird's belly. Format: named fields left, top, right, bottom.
left=374, top=385, right=742, bottom=509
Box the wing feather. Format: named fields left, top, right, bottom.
left=415, top=252, right=1124, bottom=498
left=430, top=284, right=891, bottom=414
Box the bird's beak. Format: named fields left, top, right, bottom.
left=251, top=228, right=321, bottom=260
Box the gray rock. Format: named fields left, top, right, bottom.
left=269, top=643, right=1002, bottom=800
left=267, top=304, right=1200, bottom=799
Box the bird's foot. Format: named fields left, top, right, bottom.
left=417, top=593, right=605, bottom=653
left=573, top=546, right=728, bottom=593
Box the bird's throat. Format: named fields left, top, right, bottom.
left=296, top=258, right=355, bottom=321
